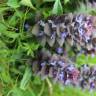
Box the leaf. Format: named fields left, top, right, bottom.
left=23, top=43, right=39, bottom=56
left=53, top=84, right=92, bottom=96
left=0, top=40, right=6, bottom=49
left=76, top=3, right=94, bottom=14
left=8, top=87, right=36, bottom=96
left=76, top=54, right=96, bottom=67
left=20, top=0, right=36, bottom=10
left=43, top=0, right=55, bottom=2
left=8, top=10, right=23, bottom=26
left=0, top=7, right=9, bottom=13
left=33, top=76, right=42, bottom=85
left=7, top=0, right=20, bottom=8
left=20, top=67, right=32, bottom=90
left=64, top=0, right=70, bottom=4
left=52, top=0, right=63, bottom=15
left=0, top=23, right=7, bottom=32
left=3, top=31, right=19, bottom=39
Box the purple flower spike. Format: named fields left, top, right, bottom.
left=56, top=47, right=63, bottom=54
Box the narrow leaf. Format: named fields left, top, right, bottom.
left=20, top=67, right=32, bottom=90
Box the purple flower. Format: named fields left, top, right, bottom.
left=58, top=60, right=65, bottom=67
left=76, top=15, right=84, bottom=23
left=56, top=47, right=63, bottom=54
left=83, top=35, right=90, bottom=43
left=83, top=64, right=89, bottom=68
left=24, top=23, right=30, bottom=31
left=39, top=20, right=45, bottom=27
left=50, top=60, right=57, bottom=66
left=50, top=32, right=56, bottom=39
left=41, top=62, right=46, bottom=66
left=67, top=64, right=75, bottom=72
left=78, top=27, right=84, bottom=36
left=60, top=32, right=68, bottom=38
left=59, top=71, right=64, bottom=81
left=80, top=79, right=87, bottom=88
left=38, top=31, right=44, bottom=37
left=91, top=53, right=95, bottom=58
left=90, top=82, right=95, bottom=89
left=65, top=79, right=71, bottom=85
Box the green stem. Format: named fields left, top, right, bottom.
left=38, top=82, right=45, bottom=96
left=46, top=78, right=53, bottom=96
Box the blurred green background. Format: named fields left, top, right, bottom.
left=0, top=0, right=96, bottom=96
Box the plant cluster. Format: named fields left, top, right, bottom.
left=0, top=0, right=96, bottom=96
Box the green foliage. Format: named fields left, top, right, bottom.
left=76, top=54, right=96, bottom=66
left=0, top=0, right=96, bottom=96
left=7, top=0, right=20, bottom=8
left=20, top=0, right=36, bottom=10
left=52, top=0, right=63, bottom=15
left=64, top=0, right=70, bottom=4
left=22, top=43, right=39, bottom=57
left=20, top=67, right=32, bottom=90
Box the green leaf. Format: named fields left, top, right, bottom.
left=0, top=70, right=12, bottom=83
left=20, top=67, right=32, bottom=90
left=23, top=43, right=39, bottom=57
left=0, top=23, right=7, bottom=36
left=20, top=0, right=36, bottom=10
left=33, top=76, right=42, bottom=85
left=43, top=0, right=55, bottom=2
left=2, top=31, right=19, bottom=39
left=76, top=3, right=95, bottom=14
left=53, top=84, right=92, bottom=96
left=7, top=0, right=20, bottom=8
left=64, top=0, right=70, bottom=4
left=8, top=87, right=36, bottom=96
left=52, top=0, right=63, bottom=15
left=76, top=54, right=96, bottom=66
left=8, top=10, right=23, bottom=26
left=0, top=7, right=9, bottom=13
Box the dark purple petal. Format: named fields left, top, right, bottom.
left=56, top=47, right=63, bottom=54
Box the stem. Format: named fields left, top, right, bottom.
left=21, top=7, right=30, bottom=33
left=38, top=82, right=45, bottom=96
left=46, top=78, right=53, bottom=96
